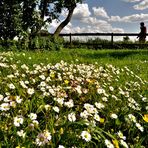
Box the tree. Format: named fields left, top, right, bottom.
left=0, top=0, right=83, bottom=42
left=0, top=0, right=22, bottom=41
left=53, top=0, right=82, bottom=37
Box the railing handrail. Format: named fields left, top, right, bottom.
left=59, top=32, right=148, bottom=36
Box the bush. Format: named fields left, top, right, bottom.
left=28, top=35, right=63, bottom=51
left=0, top=34, right=64, bottom=51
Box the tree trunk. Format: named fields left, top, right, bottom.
left=53, top=6, right=76, bottom=37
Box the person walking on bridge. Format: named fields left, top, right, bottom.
left=137, top=22, right=147, bottom=43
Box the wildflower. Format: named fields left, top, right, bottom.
left=28, top=113, right=37, bottom=120
left=102, top=97, right=108, bottom=102
left=64, top=99, right=74, bottom=108
left=39, top=81, right=46, bottom=87
left=100, top=118, right=105, bottom=123
left=14, top=116, right=24, bottom=127
left=84, top=103, right=98, bottom=114
left=44, top=104, right=51, bottom=111
left=94, top=114, right=100, bottom=122
left=75, top=85, right=82, bottom=94
left=27, top=88, right=34, bottom=95
left=35, top=130, right=52, bottom=146
left=44, top=130, right=52, bottom=141
left=135, top=123, right=144, bottom=132
left=28, top=123, right=35, bottom=131
left=142, top=97, right=147, bottom=102
left=21, top=64, right=28, bottom=70
left=0, top=103, right=10, bottom=111
left=110, top=113, right=118, bottom=119
left=35, top=133, right=48, bottom=146
left=81, top=131, right=91, bottom=142
left=112, top=139, right=119, bottom=148
left=15, top=146, right=25, bottom=148
left=53, top=106, right=60, bottom=113
left=120, top=140, right=129, bottom=148
left=10, top=101, right=16, bottom=108
left=68, top=112, right=76, bottom=122
left=16, top=96, right=23, bottom=104
left=64, top=80, right=69, bottom=84
left=4, top=96, right=10, bottom=102
left=97, top=88, right=105, bottom=94
left=143, top=114, right=148, bottom=122
left=32, top=120, right=39, bottom=127
left=109, top=86, right=114, bottom=91
left=20, top=81, right=27, bottom=88
left=8, top=83, right=15, bottom=89
left=58, top=145, right=65, bottom=148
left=105, top=139, right=114, bottom=148
left=117, top=131, right=126, bottom=140
left=95, top=102, right=105, bottom=109
left=128, top=114, right=136, bottom=123
left=55, top=97, right=64, bottom=106
left=80, top=110, right=89, bottom=119
left=0, top=94, right=4, bottom=101
left=124, top=91, right=129, bottom=98
left=17, top=130, right=26, bottom=138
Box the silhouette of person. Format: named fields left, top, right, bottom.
left=137, top=22, right=147, bottom=43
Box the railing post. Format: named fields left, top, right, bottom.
left=111, top=33, right=114, bottom=48
left=70, top=33, right=72, bottom=44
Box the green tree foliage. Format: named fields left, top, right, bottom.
left=0, top=0, right=22, bottom=40
left=0, top=0, right=83, bottom=50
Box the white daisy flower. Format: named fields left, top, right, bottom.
left=53, top=106, right=60, bottom=113
left=0, top=103, right=10, bottom=111
left=110, top=113, right=118, bottom=119
left=8, top=83, right=15, bottom=89
left=81, top=131, right=91, bottom=142
left=27, top=88, right=34, bottom=95
left=17, top=130, right=26, bottom=138
left=28, top=113, right=37, bottom=120
left=68, top=112, right=76, bottom=122
left=14, top=116, right=24, bottom=127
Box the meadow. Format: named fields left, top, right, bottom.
left=0, top=49, right=148, bottom=148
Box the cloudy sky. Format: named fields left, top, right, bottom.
left=48, top=0, right=148, bottom=36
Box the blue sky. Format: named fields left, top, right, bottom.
left=49, top=0, right=148, bottom=37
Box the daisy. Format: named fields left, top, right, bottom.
left=28, top=113, right=37, bottom=120
left=0, top=103, right=10, bottom=111
left=68, top=112, right=76, bottom=122
left=14, top=116, right=24, bottom=127
left=17, top=130, right=26, bottom=138
left=27, top=88, right=34, bottom=95
left=8, top=83, right=15, bottom=89
left=81, top=131, right=91, bottom=142
left=110, top=113, right=118, bottom=119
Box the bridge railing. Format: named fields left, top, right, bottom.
left=59, top=33, right=148, bottom=44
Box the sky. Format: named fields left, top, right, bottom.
left=48, top=0, right=148, bottom=40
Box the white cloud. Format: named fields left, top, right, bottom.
left=72, top=3, right=91, bottom=20
left=109, top=13, right=148, bottom=22
left=92, top=7, right=109, bottom=18
left=123, top=0, right=141, bottom=2
left=133, top=0, right=148, bottom=10
left=48, top=19, right=72, bottom=33
left=124, top=0, right=148, bottom=10
left=72, top=16, right=124, bottom=33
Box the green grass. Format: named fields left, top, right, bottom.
left=4, top=48, right=148, bottom=80
left=0, top=48, right=148, bottom=147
